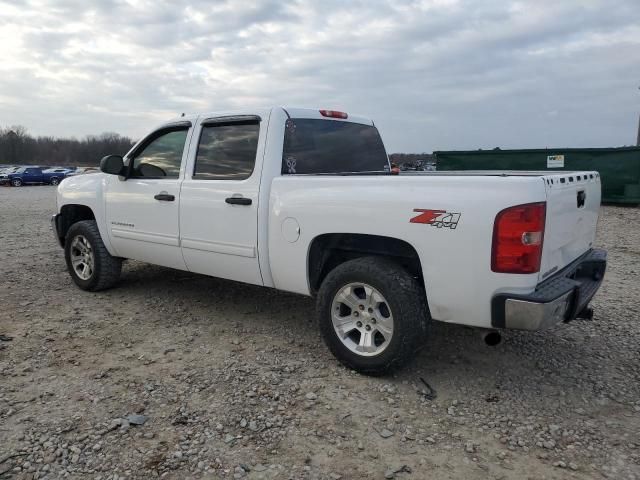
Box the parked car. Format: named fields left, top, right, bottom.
left=6, top=167, right=47, bottom=186
left=66, top=167, right=99, bottom=177
left=6, top=166, right=75, bottom=186
left=42, top=168, right=74, bottom=185
left=0, top=166, right=21, bottom=185
left=51, top=107, right=607, bottom=375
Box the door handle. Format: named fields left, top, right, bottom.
left=154, top=193, right=175, bottom=201
left=225, top=196, right=252, bottom=206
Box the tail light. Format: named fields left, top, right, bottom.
left=319, top=109, right=348, bottom=119
left=492, top=202, right=546, bottom=274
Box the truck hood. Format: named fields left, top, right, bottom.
left=57, top=172, right=106, bottom=205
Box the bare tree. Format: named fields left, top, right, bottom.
left=0, top=126, right=135, bottom=167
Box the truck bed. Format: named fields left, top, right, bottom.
left=269, top=170, right=601, bottom=328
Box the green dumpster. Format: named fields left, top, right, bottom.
left=434, top=147, right=640, bottom=204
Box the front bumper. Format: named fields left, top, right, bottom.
left=492, top=248, right=607, bottom=330
left=51, top=214, right=63, bottom=247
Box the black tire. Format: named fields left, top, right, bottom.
left=50, top=177, right=60, bottom=186
left=11, top=178, right=22, bottom=187
left=317, top=256, right=429, bottom=375
left=64, top=220, right=122, bottom=291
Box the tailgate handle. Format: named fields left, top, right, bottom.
left=577, top=190, right=586, bottom=208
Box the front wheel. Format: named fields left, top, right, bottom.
left=64, top=220, right=122, bottom=291
left=317, top=257, right=429, bottom=375
left=11, top=178, right=23, bottom=187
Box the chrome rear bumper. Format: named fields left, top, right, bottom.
left=492, top=248, right=607, bottom=331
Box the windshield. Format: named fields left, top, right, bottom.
left=282, top=119, right=389, bottom=175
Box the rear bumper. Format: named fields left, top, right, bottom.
left=491, top=248, right=607, bottom=330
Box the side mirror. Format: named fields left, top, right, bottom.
left=100, top=155, right=125, bottom=176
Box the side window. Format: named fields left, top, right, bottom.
left=130, top=129, right=188, bottom=178
left=194, top=122, right=259, bottom=180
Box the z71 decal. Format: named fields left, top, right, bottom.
left=410, top=209, right=461, bottom=229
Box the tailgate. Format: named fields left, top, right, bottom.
left=539, top=172, right=601, bottom=281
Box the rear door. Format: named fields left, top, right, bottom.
left=104, top=122, right=193, bottom=270
left=179, top=112, right=269, bottom=285
left=539, top=172, right=601, bottom=280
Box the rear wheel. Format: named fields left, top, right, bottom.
left=49, top=177, right=60, bottom=186
left=64, top=220, right=122, bottom=291
left=317, top=257, right=429, bottom=375
left=11, top=178, right=22, bottom=187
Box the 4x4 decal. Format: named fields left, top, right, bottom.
left=410, top=209, right=461, bottom=229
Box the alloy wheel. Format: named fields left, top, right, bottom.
left=331, top=283, right=394, bottom=357
left=70, top=235, right=94, bottom=280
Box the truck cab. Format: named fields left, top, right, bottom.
left=8, top=167, right=45, bottom=186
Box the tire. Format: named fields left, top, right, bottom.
left=317, top=256, right=429, bottom=375
left=50, top=177, right=60, bottom=186
left=11, top=178, right=22, bottom=187
left=64, top=220, right=122, bottom=291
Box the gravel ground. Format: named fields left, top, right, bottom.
left=0, top=186, right=638, bottom=480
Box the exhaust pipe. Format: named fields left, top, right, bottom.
left=481, top=330, right=502, bottom=346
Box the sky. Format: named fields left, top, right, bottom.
left=0, top=0, right=639, bottom=153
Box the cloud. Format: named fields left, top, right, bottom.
left=0, top=0, right=638, bottom=151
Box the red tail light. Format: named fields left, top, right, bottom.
left=319, top=109, right=348, bottom=119
left=492, top=202, right=546, bottom=274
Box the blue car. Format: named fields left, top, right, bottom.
left=6, top=167, right=72, bottom=186
left=6, top=167, right=44, bottom=186
left=7, top=167, right=64, bottom=187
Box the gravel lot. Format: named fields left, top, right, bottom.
left=0, top=186, right=638, bottom=480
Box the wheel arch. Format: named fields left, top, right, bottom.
left=57, top=204, right=96, bottom=246
left=307, top=233, right=426, bottom=295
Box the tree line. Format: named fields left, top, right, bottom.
left=0, top=126, right=136, bottom=167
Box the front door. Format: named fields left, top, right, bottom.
left=179, top=114, right=267, bottom=285
left=104, top=124, right=192, bottom=270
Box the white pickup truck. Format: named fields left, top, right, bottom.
left=52, top=107, right=607, bottom=374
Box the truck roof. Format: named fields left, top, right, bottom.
left=165, top=107, right=374, bottom=127
left=280, top=107, right=374, bottom=126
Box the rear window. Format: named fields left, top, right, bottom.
left=282, top=119, right=389, bottom=174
